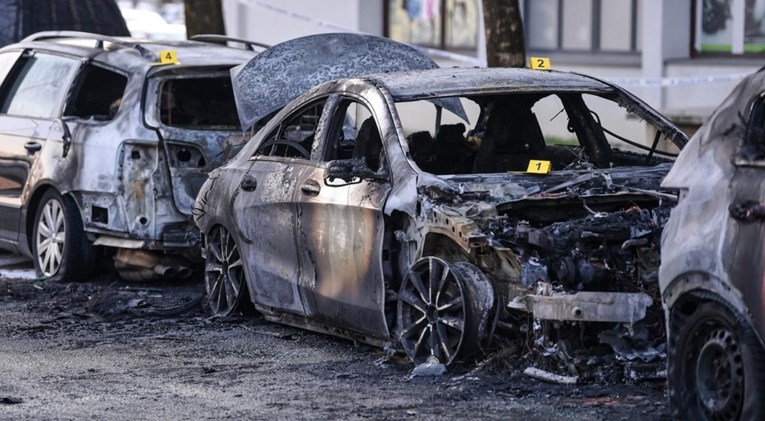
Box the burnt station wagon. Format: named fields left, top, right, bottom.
left=0, top=31, right=258, bottom=281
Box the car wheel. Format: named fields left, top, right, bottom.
left=205, top=225, right=248, bottom=316
left=32, top=189, right=95, bottom=282
left=668, top=293, right=765, bottom=420
left=397, top=257, right=491, bottom=365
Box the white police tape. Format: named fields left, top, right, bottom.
left=238, top=0, right=754, bottom=86
left=605, top=72, right=752, bottom=87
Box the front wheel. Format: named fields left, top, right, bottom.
left=32, top=190, right=95, bottom=282
left=668, top=294, right=765, bottom=420
left=397, top=257, right=493, bottom=365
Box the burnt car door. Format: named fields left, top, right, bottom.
left=0, top=51, right=78, bottom=244
left=293, top=94, right=392, bottom=338
left=231, top=99, right=328, bottom=314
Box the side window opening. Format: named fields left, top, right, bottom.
left=741, top=93, right=765, bottom=160
left=325, top=100, right=385, bottom=173
left=160, top=76, right=239, bottom=130
left=254, top=100, right=325, bottom=159
left=0, top=54, right=78, bottom=119
left=65, top=65, right=127, bottom=121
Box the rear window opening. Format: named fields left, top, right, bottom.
left=160, top=77, right=239, bottom=130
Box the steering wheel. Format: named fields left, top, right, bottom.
left=256, top=139, right=310, bottom=159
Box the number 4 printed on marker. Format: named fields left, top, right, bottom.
left=159, top=50, right=179, bottom=65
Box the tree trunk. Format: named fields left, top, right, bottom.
left=184, top=0, right=225, bottom=38
left=482, top=0, right=526, bottom=68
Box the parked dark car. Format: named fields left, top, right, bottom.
left=660, top=69, right=765, bottom=419
left=195, top=36, right=687, bottom=366
left=0, top=31, right=258, bottom=281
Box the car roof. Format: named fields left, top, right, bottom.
left=362, top=67, right=615, bottom=100
left=2, top=32, right=256, bottom=70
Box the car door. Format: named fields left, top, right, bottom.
left=294, top=94, right=392, bottom=338
left=0, top=51, right=79, bottom=244
left=230, top=99, right=328, bottom=314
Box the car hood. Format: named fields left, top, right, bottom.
left=230, top=32, right=466, bottom=129
left=428, top=164, right=673, bottom=220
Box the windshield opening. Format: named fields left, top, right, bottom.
left=393, top=92, right=683, bottom=176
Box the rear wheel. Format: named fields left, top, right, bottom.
left=397, top=257, right=492, bottom=365
left=668, top=294, right=765, bottom=420
left=205, top=225, right=248, bottom=316
left=32, top=189, right=95, bottom=282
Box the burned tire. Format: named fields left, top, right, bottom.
left=204, top=225, right=249, bottom=316
left=397, top=257, right=493, bottom=365
left=668, top=293, right=765, bottom=420
left=32, top=189, right=95, bottom=282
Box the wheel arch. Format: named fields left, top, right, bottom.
left=420, top=232, right=471, bottom=263
left=663, top=271, right=763, bottom=347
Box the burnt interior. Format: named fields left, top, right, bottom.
left=65, top=64, right=127, bottom=120
left=160, top=77, right=239, bottom=130
left=405, top=92, right=675, bottom=176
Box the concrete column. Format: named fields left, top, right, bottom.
left=358, top=0, right=384, bottom=36
left=732, top=0, right=745, bottom=54
left=641, top=0, right=691, bottom=110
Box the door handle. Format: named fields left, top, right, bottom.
left=301, top=180, right=321, bottom=195
left=24, top=142, right=42, bottom=154
left=240, top=176, right=257, bottom=191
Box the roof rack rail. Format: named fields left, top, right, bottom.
left=190, top=34, right=270, bottom=51
left=22, top=31, right=156, bottom=60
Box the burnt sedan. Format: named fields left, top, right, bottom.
left=194, top=66, right=687, bottom=366
left=660, top=70, right=765, bottom=419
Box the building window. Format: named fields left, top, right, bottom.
left=525, top=0, right=642, bottom=54
left=695, top=0, right=765, bottom=54
left=385, top=0, right=479, bottom=52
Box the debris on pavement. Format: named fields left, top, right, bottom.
left=523, top=367, right=578, bottom=385
left=411, top=356, right=447, bottom=377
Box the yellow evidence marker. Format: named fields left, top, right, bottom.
left=530, top=57, right=551, bottom=71
left=526, top=160, right=552, bottom=174
left=158, top=50, right=179, bottom=65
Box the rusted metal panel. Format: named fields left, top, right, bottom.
left=517, top=291, right=653, bottom=323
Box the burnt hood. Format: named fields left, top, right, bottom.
left=230, top=32, right=466, bottom=129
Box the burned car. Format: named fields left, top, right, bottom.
left=195, top=58, right=688, bottom=368
left=660, top=71, right=765, bottom=419
left=0, top=31, right=259, bottom=282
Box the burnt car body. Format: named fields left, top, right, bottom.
left=660, top=70, right=765, bottom=419
left=0, top=31, right=257, bottom=281
left=195, top=61, right=688, bottom=367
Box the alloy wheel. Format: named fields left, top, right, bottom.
left=205, top=226, right=246, bottom=316
left=36, top=198, right=66, bottom=277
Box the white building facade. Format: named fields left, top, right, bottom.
left=222, top=0, right=762, bottom=132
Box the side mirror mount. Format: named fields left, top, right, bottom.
left=57, top=117, right=74, bottom=158
left=325, top=158, right=387, bottom=187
